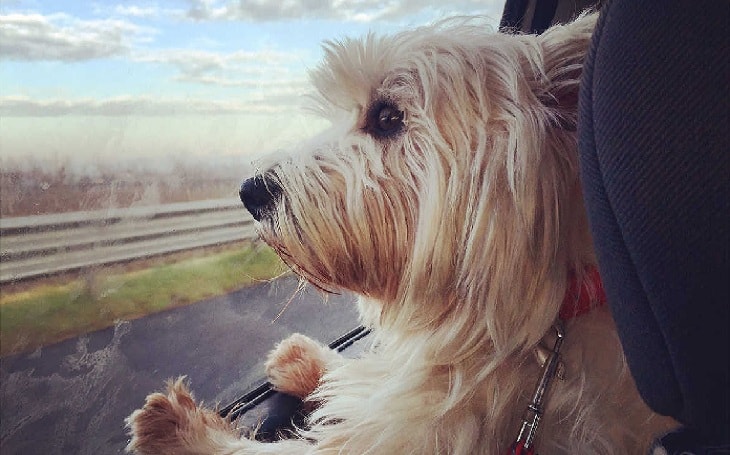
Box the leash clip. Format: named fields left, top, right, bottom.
left=507, top=322, right=565, bottom=455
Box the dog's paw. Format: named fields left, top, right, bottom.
left=125, top=377, right=234, bottom=455
left=265, top=333, right=338, bottom=398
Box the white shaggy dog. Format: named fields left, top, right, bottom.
left=126, top=13, right=678, bottom=454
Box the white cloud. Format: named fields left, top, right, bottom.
left=95, top=3, right=187, bottom=20
left=134, top=48, right=294, bottom=75
left=171, top=73, right=309, bottom=91
left=0, top=94, right=308, bottom=116
left=185, top=0, right=503, bottom=23
left=133, top=47, right=312, bottom=90
left=0, top=12, right=153, bottom=61
left=0, top=10, right=310, bottom=90
left=113, top=5, right=162, bottom=18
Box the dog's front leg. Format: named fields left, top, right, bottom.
left=265, top=333, right=345, bottom=399
left=126, top=377, right=314, bottom=455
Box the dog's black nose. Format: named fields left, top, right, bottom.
left=239, top=175, right=281, bottom=221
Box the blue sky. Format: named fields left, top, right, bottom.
left=0, top=0, right=502, bottom=170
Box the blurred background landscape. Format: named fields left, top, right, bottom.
left=0, top=155, right=248, bottom=216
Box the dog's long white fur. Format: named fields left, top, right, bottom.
left=126, top=13, right=678, bottom=454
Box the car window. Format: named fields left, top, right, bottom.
left=0, top=2, right=501, bottom=453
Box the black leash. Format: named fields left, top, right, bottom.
left=219, top=325, right=371, bottom=421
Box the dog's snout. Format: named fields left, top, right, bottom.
left=239, top=175, right=281, bottom=221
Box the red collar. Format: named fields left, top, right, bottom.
left=559, top=266, right=606, bottom=321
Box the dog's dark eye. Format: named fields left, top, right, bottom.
left=366, top=102, right=404, bottom=138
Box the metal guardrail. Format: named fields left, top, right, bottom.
left=0, top=198, right=257, bottom=283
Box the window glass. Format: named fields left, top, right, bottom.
left=0, top=2, right=501, bottom=453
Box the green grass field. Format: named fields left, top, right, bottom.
left=0, top=243, right=286, bottom=357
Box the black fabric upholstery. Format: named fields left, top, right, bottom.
left=579, top=0, right=729, bottom=446
left=499, top=0, right=598, bottom=34
left=530, top=0, right=559, bottom=34
left=252, top=393, right=307, bottom=442
left=499, top=0, right=530, bottom=31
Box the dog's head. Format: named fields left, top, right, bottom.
left=241, top=14, right=596, bottom=350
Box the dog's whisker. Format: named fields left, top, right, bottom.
left=272, top=289, right=299, bottom=323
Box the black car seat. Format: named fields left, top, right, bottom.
left=575, top=0, right=729, bottom=451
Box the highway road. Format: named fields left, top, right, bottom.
left=0, top=276, right=360, bottom=454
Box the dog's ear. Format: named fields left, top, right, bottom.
left=534, top=13, right=597, bottom=130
